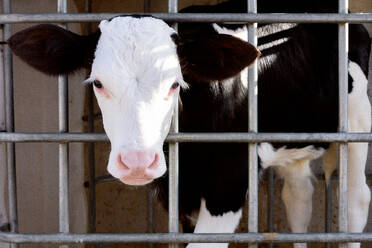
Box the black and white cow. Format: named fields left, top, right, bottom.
left=7, top=0, right=371, bottom=247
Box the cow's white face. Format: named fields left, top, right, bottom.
left=8, top=16, right=259, bottom=186
left=88, top=17, right=187, bottom=185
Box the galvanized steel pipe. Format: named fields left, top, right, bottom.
left=0, top=13, right=371, bottom=24
left=1, top=232, right=372, bottom=244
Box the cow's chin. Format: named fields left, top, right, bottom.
left=119, top=177, right=154, bottom=186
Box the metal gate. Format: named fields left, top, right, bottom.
left=0, top=0, right=372, bottom=247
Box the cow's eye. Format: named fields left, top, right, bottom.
left=165, top=82, right=180, bottom=100
left=93, top=80, right=103, bottom=89
left=170, top=82, right=179, bottom=90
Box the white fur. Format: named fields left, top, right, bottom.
left=257, top=23, right=295, bottom=66
left=345, top=61, right=371, bottom=248
left=276, top=158, right=314, bottom=248
left=258, top=61, right=371, bottom=248
left=90, top=17, right=186, bottom=184
left=322, top=62, right=371, bottom=248
left=321, top=61, right=371, bottom=248
left=258, top=143, right=325, bottom=169
left=186, top=199, right=242, bottom=248
left=257, top=143, right=320, bottom=248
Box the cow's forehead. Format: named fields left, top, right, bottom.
left=99, top=16, right=175, bottom=41
left=91, top=16, right=179, bottom=87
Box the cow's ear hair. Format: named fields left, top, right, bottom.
left=176, top=33, right=260, bottom=82
left=8, top=24, right=100, bottom=76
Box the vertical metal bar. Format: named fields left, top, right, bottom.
left=0, top=23, right=9, bottom=240
left=144, top=0, right=151, bottom=13
left=57, top=2, right=70, bottom=248
left=248, top=1, right=258, bottom=248
left=3, top=1, right=18, bottom=248
left=147, top=186, right=154, bottom=248
left=338, top=0, right=348, bottom=247
left=326, top=175, right=333, bottom=248
left=267, top=168, right=274, bottom=248
left=84, top=1, right=97, bottom=242
left=0, top=25, right=5, bottom=132
left=168, top=1, right=179, bottom=248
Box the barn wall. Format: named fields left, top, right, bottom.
left=0, top=1, right=371, bottom=248
left=0, top=1, right=87, bottom=248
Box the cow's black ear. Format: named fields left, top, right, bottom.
left=8, top=24, right=100, bottom=76
left=176, top=33, right=260, bottom=82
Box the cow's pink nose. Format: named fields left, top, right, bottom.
left=117, top=150, right=159, bottom=184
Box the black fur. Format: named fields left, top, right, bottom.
left=8, top=24, right=100, bottom=75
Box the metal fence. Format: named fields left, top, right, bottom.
left=0, top=0, right=372, bottom=247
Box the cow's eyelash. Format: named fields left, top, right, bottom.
left=83, top=78, right=95, bottom=85
left=84, top=78, right=104, bottom=89
left=178, top=79, right=188, bottom=89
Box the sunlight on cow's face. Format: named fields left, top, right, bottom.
left=8, top=13, right=260, bottom=186
left=89, top=17, right=186, bottom=185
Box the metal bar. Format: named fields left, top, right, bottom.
left=3, top=132, right=372, bottom=143
left=93, top=172, right=372, bottom=186
left=84, top=0, right=97, bottom=241
left=338, top=1, right=349, bottom=247
left=2, top=232, right=372, bottom=244
left=147, top=186, right=154, bottom=248
left=0, top=13, right=371, bottom=24
left=326, top=174, right=333, bottom=248
left=0, top=25, right=5, bottom=132
left=247, top=1, right=258, bottom=248
left=267, top=168, right=274, bottom=248
left=3, top=1, right=18, bottom=248
left=168, top=1, right=179, bottom=248
left=144, top=0, right=151, bottom=13
left=0, top=23, right=9, bottom=244
left=57, top=2, right=70, bottom=248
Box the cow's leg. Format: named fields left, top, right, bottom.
left=346, top=61, right=371, bottom=248
left=322, top=142, right=338, bottom=186
left=258, top=143, right=325, bottom=248
left=276, top=159, right=314, bottom=248
left=347, top=143, right=370, bottom=248
left=186, top=199, right=242, bottom=248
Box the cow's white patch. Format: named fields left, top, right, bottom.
left=212, top=24, right=249, bottom=89
left=258, top=143, right=324, bottom=169
left=348, top=61, right=371, bottom=133
left=90, top=16, right=186, bottom=183
left=259, top=142, right=319, bottom=248
left=186, top=199, right=242, bottom=248
left=257, top=23, right=295, bottom=50
left=257, top=23, right=295, bottom=67
left=345, top=61, right=371, bottom=248
left=276, top=157, right=314, bottom=248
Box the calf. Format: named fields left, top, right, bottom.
left=7, top=0, right=371, bottom=247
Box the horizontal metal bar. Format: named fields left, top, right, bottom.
left=0, top=13, right=371, bottom=24
left=1, top=132, right=372, bottom=143
left=90, top=172, right=372, bottom=187
left=2, top=232, right=372, bottom=244
left=94, top=175, right=115, bottom=184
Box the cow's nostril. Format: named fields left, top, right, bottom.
left=147, top=153, right=159, bottom=170
left=117, top=153, right=130, bottom=170
left=120, top=150, right=157, bottom=170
